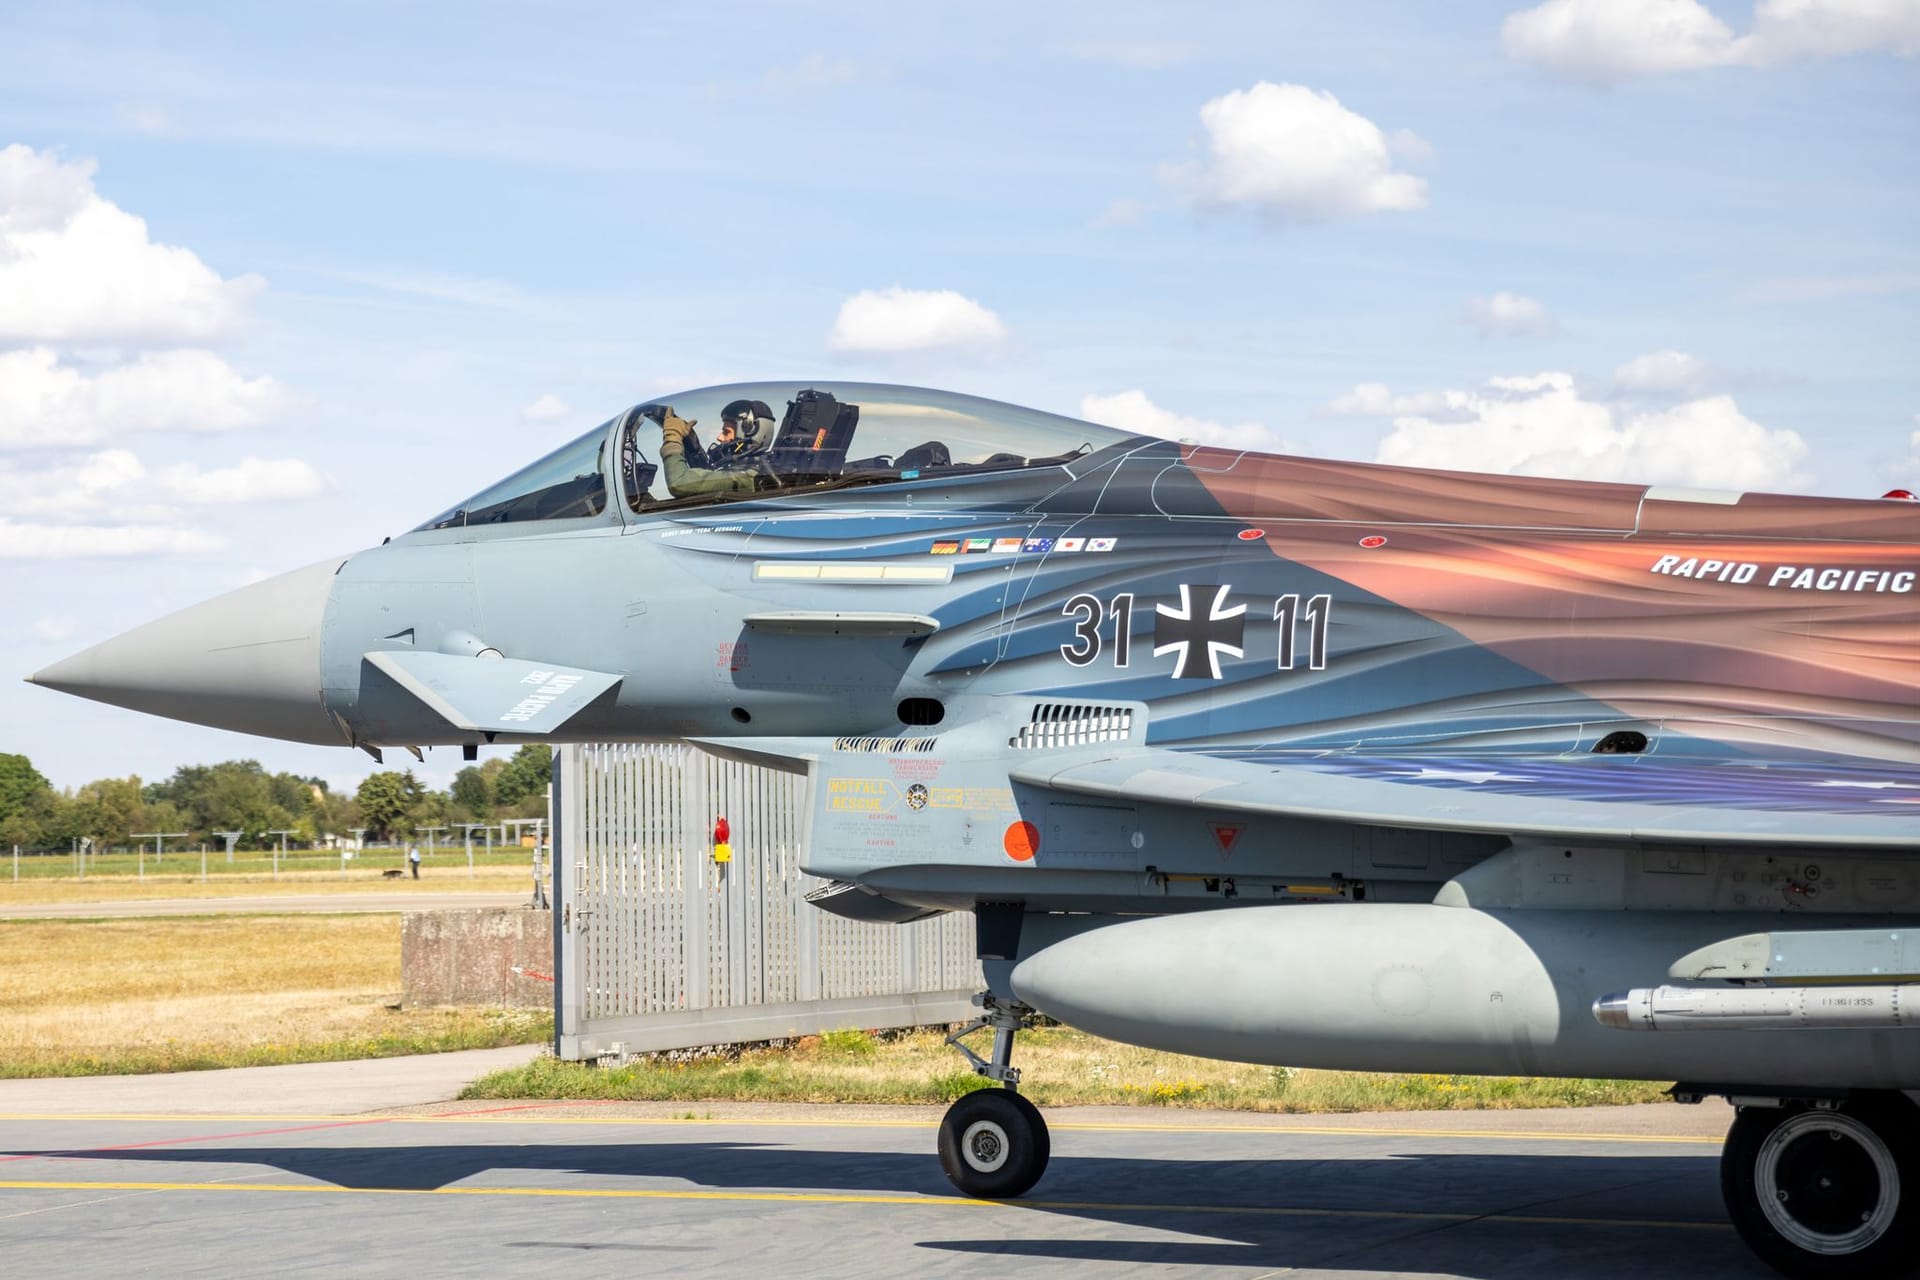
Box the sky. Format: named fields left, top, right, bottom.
left=1, top=0, right=1916, bottom=794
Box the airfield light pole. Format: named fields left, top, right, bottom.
left=129, top=832, right=187, bottom=882
left=458, top=823, right=488, bottom=878
left=11, top=844, right=17, bottom=883
left=414, top=825, right=449, bottom=861
left=212, top=830, right=242, bottom=867
left=267, top=829, right=298, bottom=880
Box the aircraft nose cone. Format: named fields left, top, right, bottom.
left=28, top=556, right=350, bottom=746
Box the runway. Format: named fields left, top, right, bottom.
left=0, top=1097, right=1757, bottom=1278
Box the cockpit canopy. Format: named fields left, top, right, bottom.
left=417, top=382, right=1131, bottom=531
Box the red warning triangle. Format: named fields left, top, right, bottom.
left=1210, top=824, right=1243, bottom=858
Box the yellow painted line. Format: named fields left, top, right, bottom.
left=0, top=1179, right=1731, bottom=1230
left=0, top=1112, right=1723, bottom=1145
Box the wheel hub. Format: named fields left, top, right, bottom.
left=962, top=1119, right=1011, bottom=1173
left=1757, top=1111, right=1900, bottom=1255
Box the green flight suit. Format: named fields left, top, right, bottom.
left=660, top=412, right=756, bottom=498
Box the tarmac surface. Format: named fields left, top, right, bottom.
left=0, top=1052, right=1763, bottom=1279
left=0, top=890, right=527, bottom=919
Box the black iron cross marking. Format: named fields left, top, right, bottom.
left=1152, top=583, right=1246, bottom=679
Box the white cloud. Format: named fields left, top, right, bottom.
left=1081, top=389, right=1297, bottom=453
left=0, top=144, right=263, bottom=345
left=1330, top=383, right=1462, bottom=417
left=828, top=287, right=1008, bottom=354
left=762, top=55, right=860, bottom=92
left=1613, top=349, right=1714, bottom=395
left=1162, top=82, right=1428, bottom=223
left=32, top=616, right=76, bottom=641
left=522, top=393, right=569, bottom=422
left=1092, top=197, right=1147, bottom=229
left=1370, top=370, right=1807, bottom=490
left=152, top=456, right=331, bottom=504
left=0, top=518, right=222, bottom=559
left=1500, top=0, right=1920, bottom=84
left=0, top=347, right=285, bottom=448
left=0, top=449, right=328, bottom=518
left=1739, top=272, right=1920, bottom=303
left=1746, top=0, right=1920, bottom=64
left=1068, top=39, right=1198, bottom=68
left=1888, top=424, right=1920, bottom=488
left=1387, top=128, right=1436, bottom=164
left=1464, top=292, right=1556, bottom=337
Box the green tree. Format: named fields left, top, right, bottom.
left=493, top=745, right=553, bottom=812
left=0, top=753, right=51, bottom=826
left=77, top=776, right=146, bottom=850
left=146, top=760, right=301, bottom=846
left=450, top=766, right=493, bottom=818
left=356, top=770, right=424, bottom=842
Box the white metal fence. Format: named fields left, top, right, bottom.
left=553, top=743, right=980, bottom=1059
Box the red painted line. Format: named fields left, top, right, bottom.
left=0, top=1117, right=390, bottom=1165
left=429, top=1102, right=565, bottom=1118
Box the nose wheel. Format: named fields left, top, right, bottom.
left=937, top=995, right=1049, bottom=1199
left=1720, top=1094, right=1917, bottom=1279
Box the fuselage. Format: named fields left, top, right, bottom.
left=32, top=381, right=1920, bottom=768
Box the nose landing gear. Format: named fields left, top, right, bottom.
left=937, top=994, right=1049, bottom=1198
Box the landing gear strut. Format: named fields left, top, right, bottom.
left=1719, top=1093, right=1918, bottom=1279
left=937, top=994, right=1049, bottom=1198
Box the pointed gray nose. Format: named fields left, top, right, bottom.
left=28, top=556, right=350, bottom=745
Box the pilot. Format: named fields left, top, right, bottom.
left=708, top=399, right=775, bottom=467
left=659, top=406, right=758, bottom=498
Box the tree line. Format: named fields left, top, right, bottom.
left=0, top=747, right=553, bottom=851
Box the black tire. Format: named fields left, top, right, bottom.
left=937, top=1088, right=1050, bottom=1199
left=1721, top=1095, right=1919, bottom=1280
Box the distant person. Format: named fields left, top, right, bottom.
left=408, top=844, right=421, bottom=879
left=658, top=406, right=759, bottom=498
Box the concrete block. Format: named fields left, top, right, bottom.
left=402, top=908, right=552, bottom=1008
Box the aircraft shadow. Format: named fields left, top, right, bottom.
left=6, top=1138, right=1761, bottom=1278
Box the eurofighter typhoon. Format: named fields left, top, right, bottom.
left=29, top=383, right=1920, bottom=1278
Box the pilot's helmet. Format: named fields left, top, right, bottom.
left=714, top=399, right=775, bottom=466
left=721, top=399, right=775, bottom=443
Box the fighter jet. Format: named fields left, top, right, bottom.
left=28, top=382, right=1920, bottom=1279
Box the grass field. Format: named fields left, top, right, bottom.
left=0, top=865, right=537, bottom=905
left=0, top=915, right=549, bottom=1077
left=465, top=1026, right=1672, bottom=1113
left=4, top=909, right=1672, bottom=1112
left=3, top=844, right=539, bottom=883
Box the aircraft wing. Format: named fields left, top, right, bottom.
left=363, top=650, right=621, bottom=734
left=1009, top=747, right=1920, bottom=851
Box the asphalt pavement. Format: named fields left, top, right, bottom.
left=0, top=1050, right=1756, bottom=1279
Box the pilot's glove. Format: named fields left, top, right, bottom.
left=660, top=411, right=695, bottom=443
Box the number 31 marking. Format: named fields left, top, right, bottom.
left=1061, top=593, right=1133, bottom=667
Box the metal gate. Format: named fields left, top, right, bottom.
left=553, top=743, right=980, bottom=1059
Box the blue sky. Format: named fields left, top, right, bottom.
left=2, top=0, right=1916, bottom=793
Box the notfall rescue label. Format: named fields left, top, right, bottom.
left=1649, top=555, right=1916, bottom=594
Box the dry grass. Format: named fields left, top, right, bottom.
left=466, top=1026, right=1672, bottom=1113
left=0, top=915, right=548, bottom=1076
left=0, top=869, right=533, bottom=905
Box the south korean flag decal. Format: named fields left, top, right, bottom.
left=1153, top=583, right=1246, bottom=679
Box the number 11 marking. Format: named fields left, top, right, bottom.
left=1273, top=593, right=1331, bottom=670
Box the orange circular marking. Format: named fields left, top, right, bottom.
left=1003, top=821, right=1039, bottom=862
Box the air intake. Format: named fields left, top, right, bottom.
left=1011, top=703, right=1134, bottom=750
left=834, top=736, right=940, bottom=754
